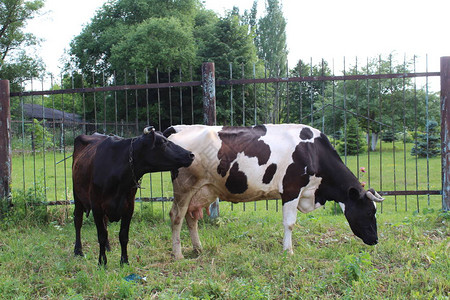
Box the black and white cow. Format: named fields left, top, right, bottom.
left=164, top=124, right=384, bottom=259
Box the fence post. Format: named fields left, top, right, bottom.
left=441, top=57, right=450, bottom=211
left=202, top=62, right=219, bottom=218
left=0, top=80, right=12, bottom=212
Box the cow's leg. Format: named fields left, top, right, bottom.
left=282, top=197, right=300, bottom=254
left=93, top=211, right=109, bottom=266
left=169, top=202, right=189, bottom=260
left=103, top=215, right=111, bottom=252
left=119, top=203, right=134, bottom=265
left=185, top=212, right=202, bottom=254
left=73, top=198, right=84, bottom=256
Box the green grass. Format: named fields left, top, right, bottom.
left=0, top=204, right=448, bottom=299
left=11, top=141, right=443, bottom=213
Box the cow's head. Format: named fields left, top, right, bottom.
left=339, top=187, right=384, bottom=245
left=140, top=126, right=194, bottom=172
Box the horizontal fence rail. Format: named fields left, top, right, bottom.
left=1, top=55, right=449, bottom=217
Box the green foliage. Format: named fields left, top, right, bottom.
left=336, top=252, right=375, bottom=282
left=0, top=0, right=45, bottom=91
left=110, top=17, right=197, bottom=72
left=25, top=119, right=54, bottom=149
left=411, top=120, right=440, bottom=158
left=338, top=118, right=365, bottom=155
left=69, top=0, right=202, bottom=76
left=1, top=183, right=48, bottom=227
left=255, top=0, right=288, bottom=77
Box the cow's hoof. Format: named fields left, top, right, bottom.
left=193, top=247, right=203, bottom=255
left=74, top=249, right=84, bottom=257
left=283, top=249, right=294, bottom=255
left=172, top=253, right=184, bottom=260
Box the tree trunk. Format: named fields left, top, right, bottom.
left=371, top=132, right=378, bottom=151
left=366, top=132, right=379, bottom=151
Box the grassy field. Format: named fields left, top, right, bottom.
left=10, top=141, right=443, bottom=214
left=0, top=203, right=448, bottom=299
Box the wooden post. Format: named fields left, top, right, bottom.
left=0, top=80, right=12, bottom=212
left=441, top=57, right=450, bottom=211
left=202, top=62, right=219, bottom=218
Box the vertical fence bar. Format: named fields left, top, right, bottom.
left=366, top=58, right=371, bottom=189
left=389, top=55, right=398, bottom=210
left=0, top=80, right=12, bottom=211
left=230, top=63, right=233, bottom=126
left=40, top=78, right=47, bottom=201
left=202, top=62, right=219, bottom=217
left=378, top=56, right=384, bottom=213
left=103, top=71, right=107, bottom=133
left=190, top=66, right=194, bottom=124
left=242, top=63, right=245, bottom=127
left=413, top=56, right=419, bottom=211
left=134, top=70, right=139, bottom=135
left=50, top=77, right=57, bottom=203
left=309, top=58, right=313, bottom=127
left=425, top=55, right=431, bottom=206
left=402, top=55, right=407, bottom=211
left=441, top=56, right=450, bottom=211
left=343, top=57, right=348, bottom=164
left=168, top=69, right=172, bottom=126
left=179, top=67, right=183, bottom=124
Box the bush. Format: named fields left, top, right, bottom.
left=395, top=131, right=414, bottom=143
left=1, top=185, right=48, bottom=226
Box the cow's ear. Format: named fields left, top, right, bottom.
left=143, top=126, right=156, bottom=148
left=348, top=187, right=360, bottom=201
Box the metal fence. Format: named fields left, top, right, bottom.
left=1, top=55, right=449, bottom=215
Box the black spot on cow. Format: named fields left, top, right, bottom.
left=262, top=163, right=277, bottom=184
left=281, top=141, right=317, bottom=204
left=225, top=162, right=248, bottom=194
left=217, top=125, right=271, bottom=177
left=300, top=127, right=314, bottom=140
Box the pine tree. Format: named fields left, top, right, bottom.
left=338, top=118, right=365, bottom=155
left=411, top=120, right=440, bottom=158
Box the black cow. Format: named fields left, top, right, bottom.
left=72, top=126, right=194, bottom=265
left=164, top=124, right=385, bottom=259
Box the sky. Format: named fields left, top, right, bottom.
left=25, top=0, right=448, bottom=80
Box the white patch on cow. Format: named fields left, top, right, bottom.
left=339, top=202, right=346, bottom=213
left=282, top=197, right=299, bottom=254
left=297, top=175, right=322, bottom=213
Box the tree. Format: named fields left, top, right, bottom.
left=410, top=120, right=440, bottom=158
left=337, top=117, right=365, bottom=156
left=196, top=8, right=261, bottom=125
left=69, top=0, right=263, bottom=129
left=0, top=0, right=45, bottom=91
left=255, top=0, right=288, bottom=78
left=69, top=0, right=201, bottom=78
left=324, top=55, right=440, bottom=151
